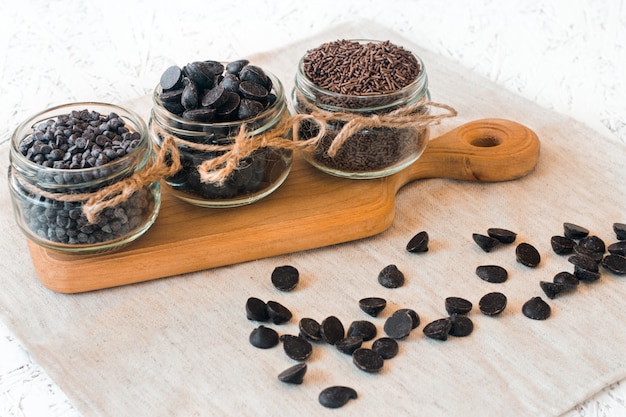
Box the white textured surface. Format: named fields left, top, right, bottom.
left=1, top=1, right=625, bottom=416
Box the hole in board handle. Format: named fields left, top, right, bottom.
left=471, top=136, right=501, bottom=147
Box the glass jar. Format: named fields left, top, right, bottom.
left=149, top=70, right=292, bottom=208
left=293, top=40, right=431, bottom=179
left=8, top=102, right=161, bottom=255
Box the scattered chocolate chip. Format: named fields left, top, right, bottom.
left=516, top=242, right=541, bottom=267
left=445, top=296, right=473, bottom=315
left=578, top=235, right=606, bottom=255
left=246, top=297, right=269, bottom=321
left=358, top=297, right=387, bottom=317
left=479, top=292, right=507, bottom=316
left=522, top=297, right=551, bottom=320
left=473, top=233, right=500, bottom=252
left=319, top=386, right=357, bottom=409
left=574, top=265, right=602, bottom=282
left=564, top=222, right=589, bottom=240
left=608, top=241, right=626, bottom=256
left=278, top=363, right=307, bottom=384
left=266, top=300, right=292, bottom=324
left=553, top=271, right=579, bottom=286
left=249, top=325, right=279, bottom=349
left=321, top=316, right=345, bottom=345
left=568, top=254, right=599, bottom=272
left=614, top=223, right=626, bottom=240
left=371, top=337, right=399, bottom=359
left=422, top=318, right=452, bottom=341
left=347, top=320, right=377, bottom=341
left=602, top=254, right=626, bottom=275
left=280, top=334, right=313, bottom=361
left=378, top=264, right=405, bottom=288
left=487, top=228, right=517, bottom=244
left=406, top=231, right=429, bottom=253
left=476, top=265, right=508, bottom=283
left=551, top=235, right=576, bottom=255
left=448, top=313, right=474, bottom=337
left=299, top=317, right=322, bottom=341
left=383, top=309, right=414, bottom=339
left=352, top=348, right=384, bottom=373
left=271, top=265, right=299, bottom=292
left=396, top=308, right=420, bottom=329
left=335, top=336, right=363, bottom=355
left=540, top=281, right=574, bottom=299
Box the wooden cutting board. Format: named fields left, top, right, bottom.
left=26, top=118, right=539, bottom=293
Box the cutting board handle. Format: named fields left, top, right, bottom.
left=395, top=118, right=540, bottom=188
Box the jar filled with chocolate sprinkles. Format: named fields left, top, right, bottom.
left=293, top=39, right=431, bottom=179
left=8, top=102, right=161, bottom=254
left=149, top=61, right=293, bottom=207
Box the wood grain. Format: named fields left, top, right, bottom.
left=26, top=118, right=539, bottom=293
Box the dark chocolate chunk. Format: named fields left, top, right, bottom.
left=278, top=363, right=307, bottom=384
left=225, top=59, right=250, bottom=75
left=564, top=222, right=589, bottom=240
left=578, top=235, right=606, bottom=255
left=159, top=65, right=183, bottom=90
left=378, top=264, right=405, bottom=288
left=280, top=334, right=313, bottom=361
left=383, top=309, right=414, bottom=339
left=266, top=300, right=292, bottom=324
left=246, top=297, right=269, bottom=321
left=335, top=336, right=363, bottom=355
left=182, top=108, right=215, bottom=122
left=476, top=265, right=508, bottom=283
left=352, top=348, right=384, bottom=373
left=422, top=318, right=452, bottom=341
left=573, top=244, right=604, bottom=262
left=445, top=296, right=473, bottom=315
left=271, top=265, right=299, bottom=292
left=568, top=254, right=599, bottom=272
left=448, top=313, right=474, bottom=337
left=479, top=292, right=507, bottom=316
left=347, top=320, right=377, bottom=341
left=215, top=91, right=241, bottom=118
left=238, top=98, right=265, bottom=120
left=239, top=81, right=269, bottom=101
left=551, top=235, right=576, bottom=255
left=487, top=228, right=517, bottom=244
left=602, top=254, right=626, bottom=275
left=540, top=281, right=574, bottom=299
left=249, top=325, right=279, bottom=349
left=239, top=64, right=270, bottom=88
left=181, top=79, right=199, bottom=110
left=320, top=316, right=344, bottom=345
left=319, top=386, right=357, bottom=409
left=358, top=297, right=387, bottom=317
left=406, top=231, right=429, bottom=253
left=200, top=84, right=227, bottom=108
left=522, top=296, right=551, bottom=320
left=396, top=308, right=420, bottom=329
left=574, top=265, right=602, bottom=282
left=516, top=242, right=541, bottom=267
left=553, top=271, right=579, bottom=286
left=371, top=337, right=399, bottom=359
left=608, top=241, right=626, bottom=256
left=614, top=223, right=626, bottom=240
left=299, top=317, right=322, bottom=341
left=473, top=233, right=500, bottom=252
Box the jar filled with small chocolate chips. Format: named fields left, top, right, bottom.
left=8, top=102, right=161, bottom=254
left=149, top=60, right=293, bottom=207
left=293, top=39, right=432, bottom=179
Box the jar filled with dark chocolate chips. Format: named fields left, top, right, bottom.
left=8, top=103, right=161, bottom=254
left=293, top=39, right=433, bottom=179
left=149, top=59, right=293, bottom=207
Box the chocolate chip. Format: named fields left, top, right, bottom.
left=358, top=297, right=387, bottom=317
left=246, top=297, right=269, bottom=321
left=347, top=320, right=377, bottom=341
left=280, top=334, right=313, bottom=361
left=238, top=98, right=266, bottom=120
left=278, top=363, right=307, bottom=384
left=578, top=235, right=606, bottom=255
left=551, top=235, right=576, bottom=255
left=516, top=242, right=541, bottom=267
left=564, top=222, right=589, bottom=240
left=448, top=313, right=474, bottom=337
left=378, top=264, right=405, bottom=288
left=160, top=65, right=183, bottom=90
left=371, top=337, right=399, bottom=359
left=181, top=79, right=199, bottom=110
left=249, top=325, right=279, bottom=349
left=352, top=348, right=384, bottom=373
left=182, top=108, right=215, bottom=122
left=406, top=231, right=429, bottom=253
left=553, top=271, right=579, bottom=286
left=476, top=265, right=508, bottom=283
left=473, top=233, right=501, bottom=252
left=574, top=266, right=602, bottom=282
left=445, top=296, right=473, bottom=315
left=299, top=317, right=322, bottom=341
left=573, top=244, right=604, bottom=262
left=225, top=59, right=249, bottom=75
left=487, top=228, right=517, bottom=244
left=602, top=254, right=626, bottom=275
left=239, top=65, right=271, bottom=89
left=335, top=336, right=363, bottom=355
left=479, top=292, right=507, bottom=316
left=614, top=223, right=626, bottom=240
left=422, top=318, right=452, bottom=341
left=271, top=265, right=299, bottom=292
left=215, top=91, right=241, bottom=118
left=200, top=84, right=227, bottom=108
left=238, top=81, right=269, bottom=101
left=522, top=296, right=551, bottom=320
left=608, top=241, right=626, bottom=256
left=568, top=254, right=599, bottom=272
left=396, top=308, right=420, bottom=329
left=266, top=301, right=292, bottom=324
left=383, top=309, right=414, bottom=339
left=540, top=281, right=575, bottom=299
left=319, top=386, right=357, bottom=409
left=320, top=316, right=344, bottom=345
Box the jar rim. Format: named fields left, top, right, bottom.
left=296, top=39, right=428, bottom=105
left=152, top=69, right=285, bottom=131
left=10, top=101, right=149, bottom=177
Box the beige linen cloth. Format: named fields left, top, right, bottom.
left=1, top=22, right=625, bottom=417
